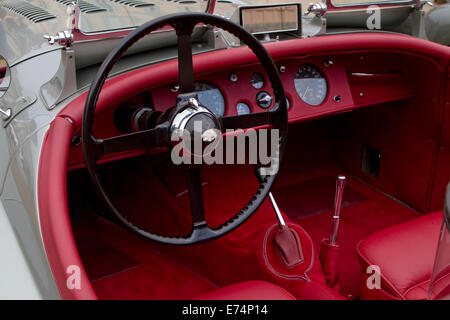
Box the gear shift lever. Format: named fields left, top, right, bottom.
left=320, top=175, right=346, bottom=289
left=330, top=176, right=346, bottom=245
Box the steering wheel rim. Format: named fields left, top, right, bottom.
left=82, top=12, right=288, bottom=245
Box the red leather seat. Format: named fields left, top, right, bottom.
left=194, top=281, right=296, bottom=300
left=194, top=280, right=348, bottom=300
left=357, top=211, right=443, bottom=300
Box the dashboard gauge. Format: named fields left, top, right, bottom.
left=236, top=102, right=251, bottom=115
left=250, top=72, right=265, bottom=89
left=294, top=64, right=327, bottom=106
left=194, top=81, right=225, bottom=116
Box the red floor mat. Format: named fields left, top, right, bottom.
left=295, top=176, right=421, bottom=298
left=77, top=237, right=141, bottom=282
left=74, top=220, right=218, bottom=300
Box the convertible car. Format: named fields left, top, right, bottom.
left=0, top=0, right=449, bottom=301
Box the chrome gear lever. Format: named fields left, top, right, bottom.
left=330, top=176, right=346, bottom=245
left=319, top=175, right=346, bottom=290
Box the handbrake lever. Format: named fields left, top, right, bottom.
left=269, top=192, right=304, bottom=267
left=269, top=192, right=286, bottom=227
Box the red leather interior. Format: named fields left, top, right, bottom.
left=194, top=281, right=296, bottom=300
left=38, top=117, right=97, bottom=300
left=61, top=34, right=449, bottom=216
left=319, top=239, right=340, bottom=289
left=357, top=211, right=444, bottom=300
left=59, top=33, right=450, bottom=131
left=430, top=73, right=450, bottom=211
left=37, top=33, right=450, bottom=299
left=196, top=280, right=347, bottom=300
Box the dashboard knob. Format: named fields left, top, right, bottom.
left=256, top=91, right=273, bottom=109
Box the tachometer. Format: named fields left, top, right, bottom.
left=294, top=64, right=327, bottom=106
left=194, top=81, right=225, bottom=116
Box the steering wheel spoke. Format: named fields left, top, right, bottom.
left=220, top=110, right=278, bottom=132
left=95, top=127, right=165, bottom=158
left=186, top=166, right=206, bottom=224
left=173, top=21, right=195, bottom=94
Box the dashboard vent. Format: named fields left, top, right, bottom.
left=106, top=0, right=154, bottom=7
left=54, top=0, right=107, bottom=14
left=0, top=1, right=56, bottom=23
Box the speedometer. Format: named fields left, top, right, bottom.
left=294, top=64, right=327, bottom=106
left=194, top=81, right=225, bottom=116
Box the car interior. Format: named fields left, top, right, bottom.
left=37, top=16, right=450, bottom=300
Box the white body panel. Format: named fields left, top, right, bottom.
left=0, top=199, right=43, bottom=299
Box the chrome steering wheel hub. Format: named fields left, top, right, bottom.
left=170, top=96, right=221, bottom=144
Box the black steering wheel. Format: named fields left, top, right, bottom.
left=82, top=12, right=288, bottom=245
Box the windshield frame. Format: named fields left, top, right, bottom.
left=327, top=0, right=414, bottom=8
left=66, top=0, right=216, bottom=36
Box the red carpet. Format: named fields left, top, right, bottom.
left=71, top=155, right=421, bottom=299
left=272, top=175, right=367, bottom=219
left=74, top=220, right=218, bottom=300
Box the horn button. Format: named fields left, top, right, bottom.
left=170, top=95, right=221, bottom=156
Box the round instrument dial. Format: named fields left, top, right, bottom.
left=236, top=102, right=251, bottom=115
left=294, top=64, right=327, bottom=106
left=194, top=81, right=225, bottom=116
left=250, top=72, right=265, bottom=89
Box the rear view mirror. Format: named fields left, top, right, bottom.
left=239, top=4, right=301, bottom=35
left=0, top=56, right=11, bottom=98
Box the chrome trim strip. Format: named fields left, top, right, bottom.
left=330, top=0, right=413, bottom=8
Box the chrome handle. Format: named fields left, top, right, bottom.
left=0, top=104, right=11, bottom=120
left=269, top=192, right=286, bottom=227
left=329, top=176, right=346, bottom=245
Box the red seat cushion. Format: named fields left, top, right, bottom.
left=194, top=281, right=296, bottom=300
left=357, top=211, right=443, bottom=300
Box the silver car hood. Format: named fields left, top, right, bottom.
left=0, top=0, right=209, bottom=66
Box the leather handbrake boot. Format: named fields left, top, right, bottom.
left=274, top=225, right=304, bottom=267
